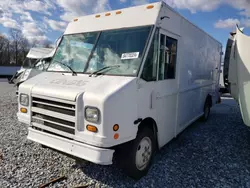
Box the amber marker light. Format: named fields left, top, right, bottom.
left=20, top=108, right=27, bottom=113
left=74, top=18, right=78, bottom=22
left=116, top=11, right=122, bottom=15
left=105, top=13, right=111, bottom=16
left=147, top=5, right=154, bottom=9
left=95, top=15, right=101, bottom=18
left=113, top=124, right=119, bottom=131
left=86, top=125, right=98, bottom=133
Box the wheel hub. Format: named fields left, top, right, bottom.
left=135, top=137, right=152, bottom=171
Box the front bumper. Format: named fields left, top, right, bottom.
left=27, top=128, right=115, bottom=165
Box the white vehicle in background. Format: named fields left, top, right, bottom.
left=11, top=48, right=55, bottom=94
left=219, top=63, right=228, bottom=93
left=9, top=48, right=54, bottom=82
left=17, top=2, right=222, bottom=179
left=224, top=26, right=250, bottom=127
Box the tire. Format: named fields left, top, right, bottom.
left=8, top=76, right=13, bottom=84
left=201, top=99, right=211, bottom=121
left=117, top=127, right=156, bottom=180
left=41, top=144, right=48, bottom=149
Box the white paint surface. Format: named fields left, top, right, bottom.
left=17, top=2, right=222, bottom=165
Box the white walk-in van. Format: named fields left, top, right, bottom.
left=17, top=2, right=222, bottom=179
left=223, top=26, right=250, bottom=127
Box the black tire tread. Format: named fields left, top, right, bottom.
left=117, top=127, right=156, bottom=180
left=201, top=99, right=211, bottom=122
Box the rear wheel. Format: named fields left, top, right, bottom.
left=201, top=99, right=211, bottom=121
left=41, top=144, right=48, bottom=148
left=117, top=127, right=156, bottom=180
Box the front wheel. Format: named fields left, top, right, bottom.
left=118, top=127, right=156, bottom=180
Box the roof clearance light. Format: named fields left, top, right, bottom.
left=105, top=13, right=111, bottom=16
left=95, top=15, right=101, bottom=18
left=116, top=11, right=122, bottom=15
left=147, top=5, right=154, bottom=9
left=74, top=18, right=78, bottom=22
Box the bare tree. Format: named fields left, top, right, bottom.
left=9, top=28, right=27, bottom=65
left=19, top=37, right=29, bottom=62
left=0, top=35, right=8, bottom=52
left=0, top=35, right=10, bottom=65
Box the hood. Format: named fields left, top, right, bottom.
left=21, top=72, right=136, bottom=101
left=27, top=48, right=55, bottom=59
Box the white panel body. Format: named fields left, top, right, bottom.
left=17, top=2, right=222, bottom=164
left=154, top=3, right=221, bottom=145
left=174, top=13, right=222, bottom=134
left=229, top=27, right=250, bottom=127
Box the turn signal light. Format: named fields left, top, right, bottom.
left=147, top=5, right=154, bottom=9
left=95, top=15, right=101, bottom=18
left=20, top=108, right=27, bottom=113
left=116, top=11, right=122, bottom=15
left=74, top=18, right=78, bottom=22
left=113, top=124, right=119, bottom=131
left=105, top=13, right=111, bottom=16
left=86, top=125, right=98, bottom=133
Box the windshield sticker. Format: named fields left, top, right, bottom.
left=121, top=52, right=139, bottom=60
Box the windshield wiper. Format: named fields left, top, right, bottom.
left=89, top=65, right=120, bottom=77
left=54, top=60, right=77, bottom=76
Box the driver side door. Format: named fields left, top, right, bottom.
left=154, top=29, right=179, bottom=148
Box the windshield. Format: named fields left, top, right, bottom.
left=47, top=26, right=152, bottom=76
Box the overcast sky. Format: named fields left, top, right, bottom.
left=0, top=0, right=250, bottom=48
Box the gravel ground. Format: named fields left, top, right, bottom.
left=1, top=81, right=250, bottom=188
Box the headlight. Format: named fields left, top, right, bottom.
left=85, top=107, right=100, bottom=123
left=20, top=94, right=29, bottom=106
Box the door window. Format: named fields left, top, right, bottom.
left=141, top=29, right=159, bottom=82
left=158, top=34, right=177, bottom=80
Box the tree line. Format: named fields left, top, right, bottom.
left=0, top=29, right=52, bottom=67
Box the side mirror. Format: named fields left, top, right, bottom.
left=35, top=60, right=45, bottom=71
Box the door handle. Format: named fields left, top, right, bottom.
left=150, top=92, right=153, bottom=109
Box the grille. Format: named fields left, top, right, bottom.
left=31, top=97, right=76, bottom=138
